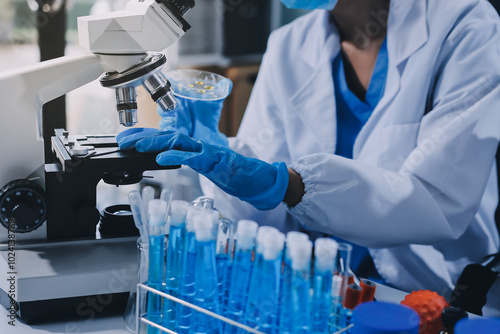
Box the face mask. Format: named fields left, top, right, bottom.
left=280, top=0, right=338, bottom=10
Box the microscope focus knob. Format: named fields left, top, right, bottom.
left=0, top=179, right=47, bottom=233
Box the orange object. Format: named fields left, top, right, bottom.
left=360, top=279, right=377, bottom=303
left=343, top=284, right=363, bottom=310
left=401, top=290, right=450, bottom=334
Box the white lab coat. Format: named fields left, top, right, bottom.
left=201, top=0, right=500, bottom=315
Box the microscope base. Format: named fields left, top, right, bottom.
left=0, top=237, right=138, bottom=324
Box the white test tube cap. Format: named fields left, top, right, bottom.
left=185, top=206, right=204, bottom=232
left=256, top=225, right=280, bottom=254
left=290, top=239, right=313, bottom=271
left=314, top=238, right=339, bottom=272
left=193, top=214, right=216, bottom=242
left=331, top=274, right=343, bottom=298
left=236, top=220, right=259, bottom=251
left=147, top=199, right=168, bottom=226
left=262, top=232, right=285, bottom=261
left=285, top=231, right=310, bottom=258
left=169, top=200, right=190, bottom=227
left=286, top=231, right=309, bottom=244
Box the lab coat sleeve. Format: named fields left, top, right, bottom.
left=232, top=33, right=292, bottom=165
left=199, top=32, right=300, bottom=231
left=288, top=20, right=500, bottom=248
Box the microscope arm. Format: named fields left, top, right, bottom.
left=0, top=0, right=195, bottom=190
left=0, top=0, right=195, bottom=242
left=0, top=52, right=111, bottom=189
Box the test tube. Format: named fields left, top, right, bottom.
left=176, top=205, right=205, bottom=334
left=336, top=243, right=353, bottom=300
left=215, top=218, right=235, bottom=316
left=311, top=238, right=338, bottom=334
left=279, top=231, right=310, bottom=334
left=245, top=231, right=285, bottom=333
left=225, top=220, right=259, bottom=333
left=328, top=275, right=344, bottom=332
left=340, top=284, right=363, bottom=331
left=336, top=243, right=354, bottom=333
left=289, top=239, right=313, bottom=334
left=163, top=200, right=189, bottom=330
left=146, top=200, right=168, bottom=334
left=192, top=211, right=221, bottom=334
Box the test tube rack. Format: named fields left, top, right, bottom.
left=135, top=283, right=353, bottom=334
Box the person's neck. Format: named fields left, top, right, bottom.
left=330, top=0, right=390, bottom=48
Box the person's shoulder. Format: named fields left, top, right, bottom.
left=426, top=0, right=500, bottom=30
left=424, top=0, right=500, bottom=53
left=267, top=10, right=329, bottom=52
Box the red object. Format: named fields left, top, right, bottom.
left=343, top=284, right=363, bottom=310
left=360, top=279, right=376, bottom=303
left=401, top=290, right=450, bottom=334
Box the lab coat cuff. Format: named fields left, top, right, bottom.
left=285, top=160, right=317, bottom=229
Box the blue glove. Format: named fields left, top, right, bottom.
left=117, top=129, right=289, bottom=211
left=116, top=127, right=162, bottom=150
left=158, top=95, right=230, bottom=148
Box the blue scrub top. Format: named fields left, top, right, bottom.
left=334, top=39, right=388, bottom=158
left=332, top=39, right=388, bottom=280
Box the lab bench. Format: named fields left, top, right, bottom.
left=0, top=282, right=407, bottom=333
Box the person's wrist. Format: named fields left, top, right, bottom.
left=283, top=168, right=305, bottom=207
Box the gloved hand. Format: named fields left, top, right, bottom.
left=117, top=129, right=289, bottom=211
left=158, top=95, right=230, bottom=148
left=116, top=127, right=162, bottom=150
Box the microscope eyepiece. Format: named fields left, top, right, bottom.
left=156, top=0, right=195, bottom=17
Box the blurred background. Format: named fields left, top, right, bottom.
left=4, top=0, right=497, bottom=205
left=0, top=0, right=308, bottom=204
left=0, top=0, right=307, bottom=136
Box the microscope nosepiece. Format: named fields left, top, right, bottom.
left=99, top=53, right=176, bottom=127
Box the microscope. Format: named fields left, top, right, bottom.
left=0, top=0, right=195, bottom=323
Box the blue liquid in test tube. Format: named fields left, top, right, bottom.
left=163, top=200, right=189, bottom=330
left=192, top=210, right=221, bottom=334
left=290, top=239, right=313, bottom=334
left=216, top=218, right=235, bottom=316
left=225, top=220, right=259, bottom=333
left=146, top=200, right=168, bottom=334
left=311, top=238, right=338, bottom=334
left=279, top=231, right=309, bottom=334
left=245, top=231, right=285, bottom=334
left=176, top=206, right=205, bottom=334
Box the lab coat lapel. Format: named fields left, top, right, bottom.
left=353, top=0, right=428, bottom=158
left=289, top=27, right=340, bottom=154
